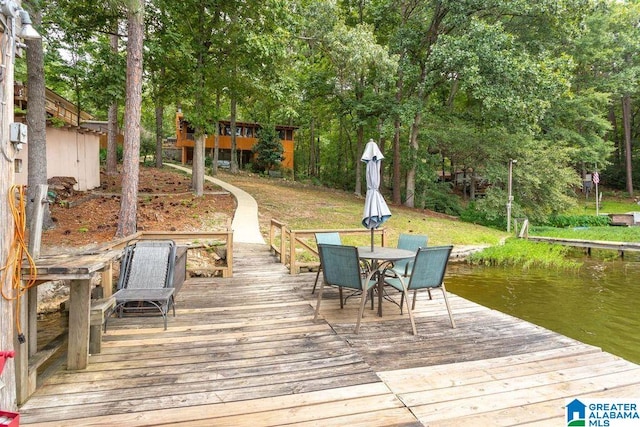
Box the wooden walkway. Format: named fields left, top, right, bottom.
left=19, top=243, right=640, bottom=426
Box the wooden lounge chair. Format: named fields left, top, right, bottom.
left=106, top=240, right=177, bottom=331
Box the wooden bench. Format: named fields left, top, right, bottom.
left=89, top=297, right=116, bottom=354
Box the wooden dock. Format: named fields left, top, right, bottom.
left=18, top=243, right=640, bottom=426
left=528, top=235, right=640, bottom=257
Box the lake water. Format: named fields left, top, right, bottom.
left=446, top=255, right=640, bottom=364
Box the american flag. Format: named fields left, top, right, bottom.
left=593, top=172, right=600, bottom=185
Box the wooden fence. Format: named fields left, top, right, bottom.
left=99, top=229, right=234, bottom=278
left=269, top=219, right=387, bottom=274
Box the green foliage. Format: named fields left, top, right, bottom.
left=140, top=133, right=156, bottom=159
left=460, top=201, right=506, bottom=230
left=570, top=195, right=640, bottom=215
left=36, top=0, right=640, bottom=219
left=540, top=215, right=611, bottom=228
left=49, top=117, right=66, bottom=128
left=468, top=239, right=581, bottom=269
left=530, top=225, right=640, bottom=242
left=99, top=146, right=123, bottom=164
left=252, top=126, right=284, bottom=172
left=419, top=183, right=463, bottom=216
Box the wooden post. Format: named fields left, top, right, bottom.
left=27, top=185, right=48, bottom=356
left=67, top=279, right=91, bottom=370
left=269, top=220, right=275, bottom=251
left=100, top=263, right=113, bottom=298
left=289, top=230, right=297, bottom=274
left=225, top=227, right=233, bottom=278
left=14, top=291, right=32, bottom=404
left=1, top=26, right=17, bottom=410
left=27, top=184, right=48, bottom=260
left=280, top=226, right=287, bottom=264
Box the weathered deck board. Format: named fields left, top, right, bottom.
left=19, top=242, right=640, bottom=426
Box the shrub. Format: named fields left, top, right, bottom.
left=468, top=238, right=581, bottom=269
left=421, top=184, right=463, bottom=216
left=99, top=146, right=123, bottom=164
left=460, top=201, right=506, bottom=230
left=541, top=214, right=610, bottom=228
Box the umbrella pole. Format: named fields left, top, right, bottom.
left=371, top=228, right=374, bottom=252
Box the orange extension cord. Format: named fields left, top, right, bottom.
left=0, top=185, right=38, bottom=343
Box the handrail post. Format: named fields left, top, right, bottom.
left=289, top=230, right=297, bottom=274
left=269, top=220, right=273, bottom=248
left=225, top=227, right=234, bottom=277
left=281, top=226, right=288, bottom=264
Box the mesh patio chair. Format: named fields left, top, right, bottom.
left=391, top=233, right=428, bottom=277
left=384, top=245, right=455, bottom=335
left=107, top=240, right=177, bottom=331
left=311, top=232, right=342, bottom=294
left=313, top=243, right=386, bottom=334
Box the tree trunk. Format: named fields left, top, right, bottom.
left=392, top=67, right=404, bottom=205
left=355, top=126, right=364, bottom=196
left=608, top=105, right=621, bottom=165
left=116, top=0, right=144, bottom=237
left=405, top=114, right=420, bottom=208
left=25, top=9, right=52, bottom=230
left=155, top=102, right=163, bottom=168
left=309, top=117, right=316, bottom=178
left=212, top=92, right=221, bottom=175
left=106, top=33, right=119, bottom=175
left=193, top=131, right=205, bottom=196
left=230, top=96, right=239, bottom=173
left=354, top=76, right=365, bottom=197
left=622, top=94, right=633, bottom=196
left=107, top=102, right=119, bottom=175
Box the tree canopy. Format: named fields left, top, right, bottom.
left=24, top=0, right=640, bottom=228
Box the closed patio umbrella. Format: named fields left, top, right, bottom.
left=361, top=139, right=391, bottom=251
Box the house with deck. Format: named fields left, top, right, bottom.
left=175, top=112, right=296, bottom=170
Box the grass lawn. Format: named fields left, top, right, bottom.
left=535, top=189, right=640, bottom=242
left=210, top=168, right=640, bottom=247
left=570, top=190, right=640, bottom=215
left=216, top=170, right=507, bottom=247
left=531, top=226, right=640, bottom=242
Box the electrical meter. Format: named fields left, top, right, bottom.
left=10, top=122, right=28, bottom=144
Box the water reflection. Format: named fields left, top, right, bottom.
left=446, top=257, right=640, bottom=364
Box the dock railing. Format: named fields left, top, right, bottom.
left=269, top=219, right=387, bottom=274
left=96, top=228, right=234, bottom=278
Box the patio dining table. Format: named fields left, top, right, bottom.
left=357, top=246, right=414, bottom=317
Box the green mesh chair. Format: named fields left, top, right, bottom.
left=311, top=232, right=342, bottom=294
left=384, top=245, right=455, bottom=335
left=313, top=244, right=383, bottom=334
left=392, top=233, right=428, bottom=277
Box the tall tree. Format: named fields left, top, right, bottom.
left=298, top=2, right=396, bottom=195
left=106, top=32, right=120, bottom=175
left=116, top=0, right=144, bottom=237
left=23, top=3, right=51, bottom=230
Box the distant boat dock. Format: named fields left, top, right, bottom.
left=528, top=235, right=640, bottom=257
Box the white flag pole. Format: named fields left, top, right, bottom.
left=594, top=164, right=599, bottom=216
left=595, top=179, right=599, bottom=216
